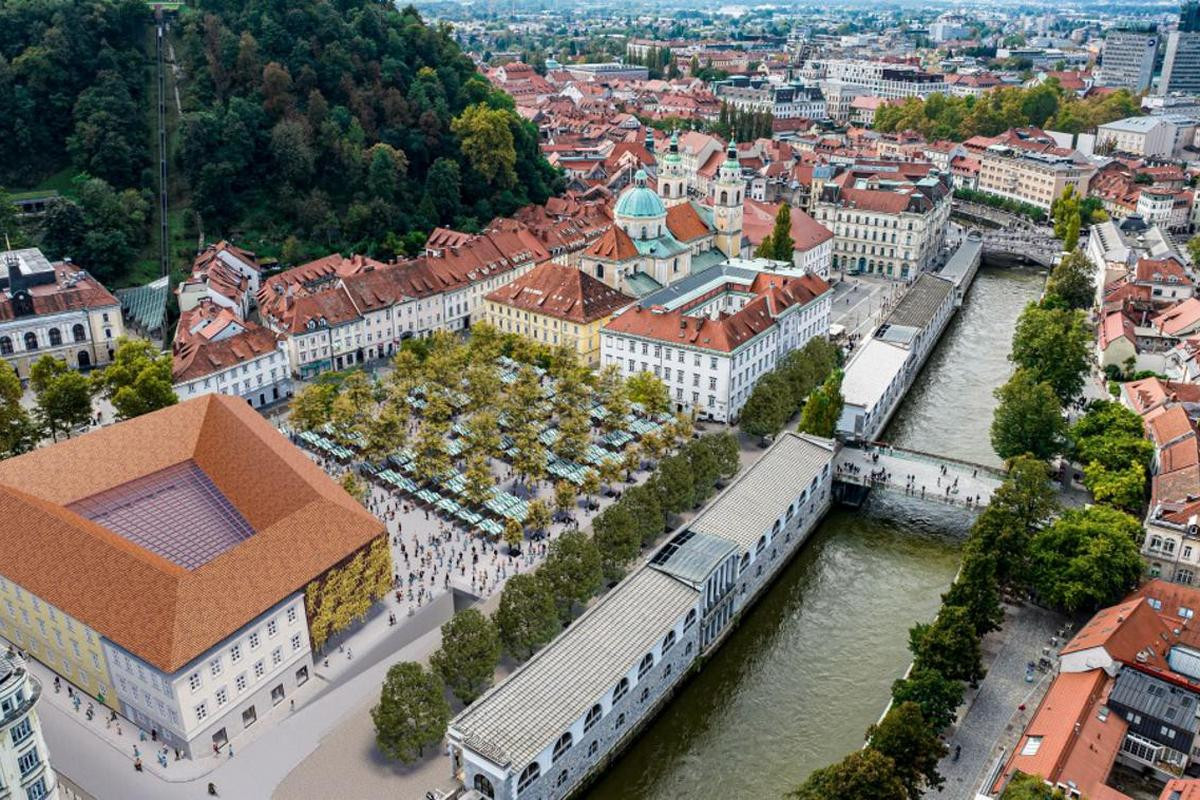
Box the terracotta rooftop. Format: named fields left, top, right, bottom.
left=604, top=272, right=830, bottom=353
left=0, top=395, right=384, bottom=673
left=585, top=225, right=640, bottom=261
left=665, top=203, right=712, bottom=243
left=485, top=262, right=633, bottom=324
left=741, top=199, right=833, bottom=252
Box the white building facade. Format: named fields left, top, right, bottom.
left=0, top=653, right=56, bottom=800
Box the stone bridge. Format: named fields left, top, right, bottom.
left=951, top=199, right=1045, bottom=231
left=979, top=229, right=1061, bottom=267
left=834, top=442, right=1006, bottom=509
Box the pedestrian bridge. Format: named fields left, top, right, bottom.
left=833, top=442, right=1007, bottom=509
left=979, top=230, right=1061, bottom=268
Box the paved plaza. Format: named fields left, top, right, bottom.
left=930, top=602, right=1070, bottom=799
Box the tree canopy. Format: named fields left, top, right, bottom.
left=175, top=1, right=561, bottom=262
left=371, top=661, right=450, bottom=764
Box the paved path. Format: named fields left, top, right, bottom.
left=930, top=602, right=1068, bottom=799
left=835, top=445, right=1003, bottom=509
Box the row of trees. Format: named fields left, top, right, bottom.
left=873, top=81, right=1140, bottom=141
left=712, top=102, right=774, bottom=143
left=174, top=1, right=561, bottom=263
left=739, top=337, right=842, bottom=437
left=0, top=338, right=177, bottom=459
left=953, top=186, right=1045, bottom=223
left=370, top=431, right=741, bottom=764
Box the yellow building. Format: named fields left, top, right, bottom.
left=0, top=576, right=116, bottom=708
left=484, top=262, right=634, bottom=364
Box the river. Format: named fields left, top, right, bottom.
left=583, top=264, right=1043, bottom=800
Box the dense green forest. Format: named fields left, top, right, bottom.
left=174, top=0, right=561, bottom=261
left=873, top=81, right=1141, bottom=141
left=0, top=0, right=155, bottom=283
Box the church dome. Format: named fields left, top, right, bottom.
left=614, top=170, right=666, bottom=219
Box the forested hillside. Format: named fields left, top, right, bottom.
left=175, top=1, right=561, bottom=261
left=0, top=0, right=154, bottom=283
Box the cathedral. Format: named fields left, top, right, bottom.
left=580, top=134, right=745, bottom=297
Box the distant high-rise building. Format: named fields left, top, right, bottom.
left=1100, top=28, right=1159, bottom=92
left=1181, top=0, right=1200, bottom=33
left=1163, top=4, right=1200, bottom=94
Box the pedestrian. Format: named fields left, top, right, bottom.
left=208, top=782, right=218, bottom=796
left=290, top=699, right=295, bottom=712
left=133, top=745, right=140, bottom=758
left=228, top=745, right=233, bottom=759
left=134, top=758, right=143, bottom=772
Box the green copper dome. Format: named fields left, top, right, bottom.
left=614, top=170, right=666, bottom=219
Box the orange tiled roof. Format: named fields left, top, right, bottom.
left=585, top=225, right=640, bottom=261
left=665, top=203, right=712, bottom=243
left=485, top=262, right=633, bottom=324
left=0, top=395, right=384, bottom=672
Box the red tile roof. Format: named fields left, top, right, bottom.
left=741, top=199, right=832, bottom=252
left=485, top=262, right=633, bottom=324
left=665, top=203, right=713, bottom=243
left=585, top=225, right=640, bottom=261
left=0, top=395, right=384, bottom=672
left=604, top=272, right=829, bottom=353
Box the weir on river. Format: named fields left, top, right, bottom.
left=584, top=264, right=1045, bottom=800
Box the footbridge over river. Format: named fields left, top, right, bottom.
left=833, top=441, right=1006, bottom=509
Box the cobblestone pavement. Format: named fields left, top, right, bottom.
left=931, top=602, right=1070, bottom=799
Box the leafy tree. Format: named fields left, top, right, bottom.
left=990, top=369, right=1066, bottom=461
left=974, top=455, right=1058, bottom=586
left=503, top=517, right=524, bottom=553
left=429, top=609, right=501, bottom=704
left=909, top=605, right=986, bottom=686
left=526, top=498, right=552, bottom=535
left=626, top=371, right=670, bottom=415
left=371, top=662, right=450, bottom=764
left=452, top=103, right=517, bottom=187
left=755, top=203, right=795, bottom=261
left=941, top=540, right=1005, bottom=637
left=789, top=749, right=907, bottom=800
left=891, top=668, right=964, bottom=732
left=867, top=702, right=947, bottom=799
left=1010, top=304, right=1092, bottom=403
left=541, top=530, right=603, bottom=621
left=340, top=471, right=367, bottom=504
left=1000, top=773, right=1068, bottom=799
left=0, top=361, right=37, bottom=458
left=623, top=482, right=666, bottom=546
left=797, top=370, right=843, bottom=438
left=1044, top=249, right=1094, bottom=311
left=596, top=365, right=630, bottom=435
left=364, top=399, right=407, bottom=463
left=704, top=431, right=741, bottom=478
left=290, top=383, right=336, bottom=432
left=581, top=468, right=601, bottom=505
left=593, top=503, right=640, bottom=581
left=654, top=453, right=696, bottom=514
left=739, top=371, right=793, bottom=437
left=686, top=436, right=721, bottom=506
left=494, top=573, right=559, bottom=660
left=92, top=338, right=176, bottom=420
left=1083, top=460, right=1147, bottom=513
left=29, top=356, right=93, bottom=441
left=554, top=481, right=577, bottom=516
left=1028, top=505, right=1144, bottom=611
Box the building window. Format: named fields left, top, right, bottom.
left=556, top=769, right=569, bottom=788
left=272, top=647, right=283, bottom=666
left=684, top=610, right=696, bottom=631
left=249, top=632, right=260, bottom=650
left=47, top=328, right=61, bottom=347
left=615, top=713, right=626, bottom=729
left=23, top=332, right=37, bottom=351
left=72, top=324, right=85, bottom=343
left=17, top=748, right=39, bottom=778
left=295, top=666, right=309, bottom=685
left=584, top=704, right=602, bottom=732
left=287, top=606, right=298, bottom=624
left=271, top=684, right=285, bottom=705
left=254, top=661, right=265, bottom=679
left=230, top=644, right=241, bottom=663
left=235, top=674, right=247, bottom=693
left=210, top=658, right=222, bottom=677
left=474, top=774, right=496, bottom=798
left=612, top=677, right=629, bottom=702
left=267, top=619, right=278, bottom=638
left=552, top=732, right=573, bottom=763
left=662, top=631, right=676, bottom=653
left=637, top=653, right=654, bottom=679
left=215, top=687, right=228, bottom=707
left=10, top=717, right=32, bottom=745
left=640, top=687, right=650, bottom=703
left=242, top=705, right=257, bottom=728
left=517, top=762, right=541, bottom=794
left=189, top=672, right=202, bottom=692
left=194, top=702, right=208, bottom=723
left=26, top=777, right=48, bottom=800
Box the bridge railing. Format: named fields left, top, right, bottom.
left=841, top=440, right=1009, bottom=481
left=833, top=469, right=988, bottom=510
